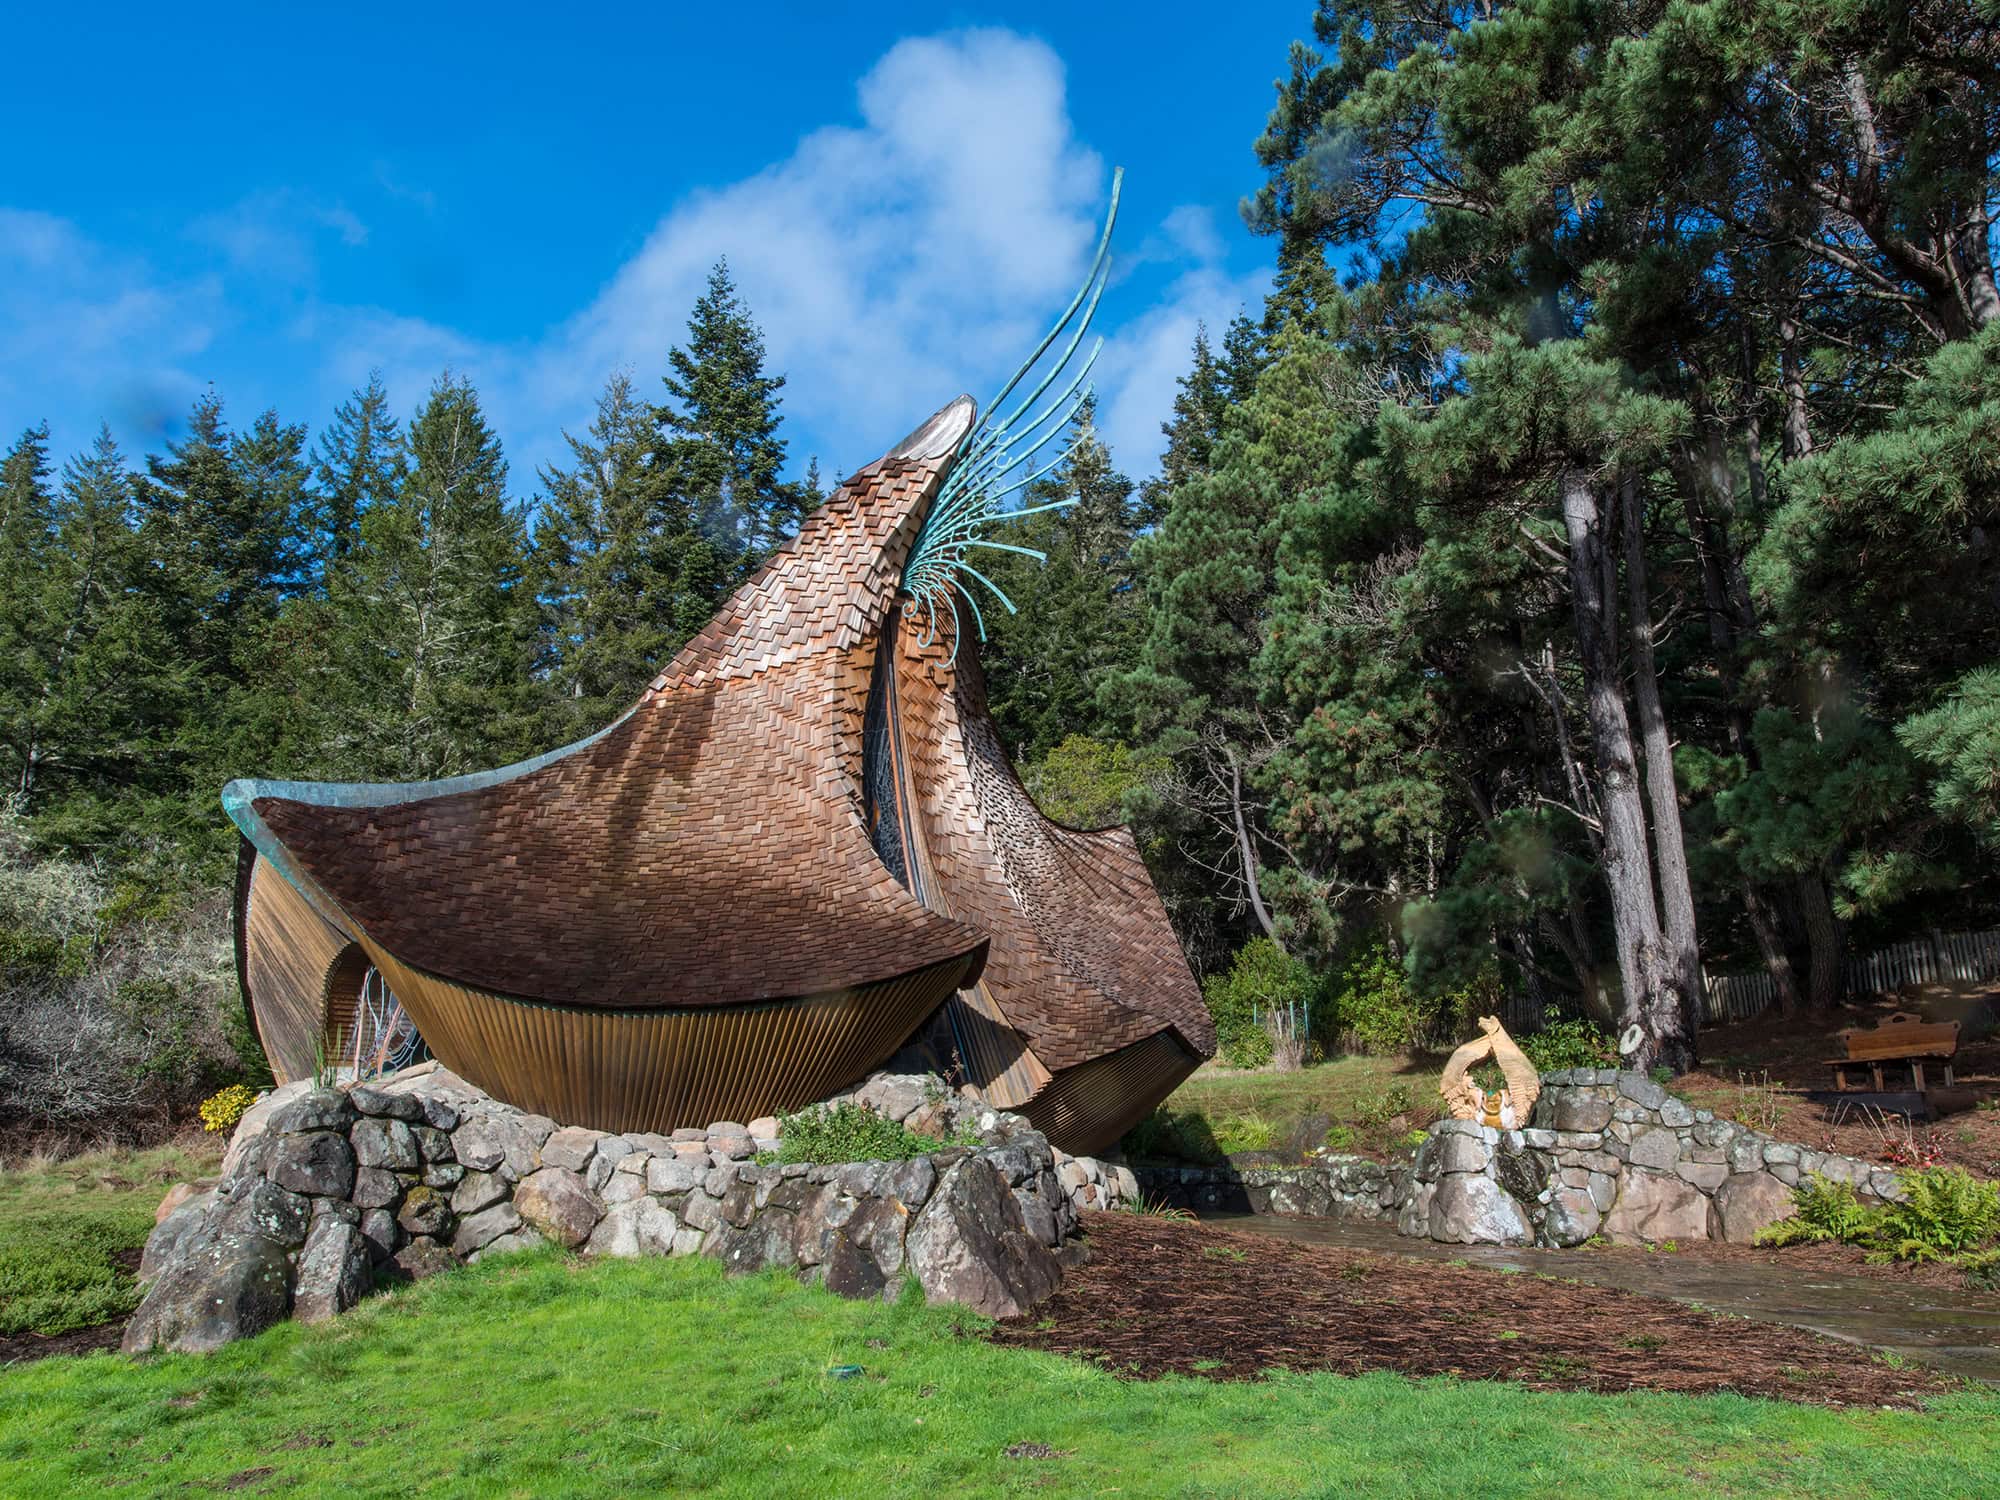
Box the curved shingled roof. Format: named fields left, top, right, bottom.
left=228, top=401, right=988, bottom=1011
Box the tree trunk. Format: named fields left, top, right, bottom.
left=1223, top=742, right=1281, bottom=948
left=1559, top=466, right=1696, bottom=1072
left=1620, top=474, right=1704, bottom=1028
left=1742, top=884, right=1804, bottom=1017
left=1796, top=873, right=1845, bottom=1009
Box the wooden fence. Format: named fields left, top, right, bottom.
left=1702, top=926, right=2000, bottom=1024
left=1498, top=926, right=2000, bottom=1035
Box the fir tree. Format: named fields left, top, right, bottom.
left=653, top=260, right=799, bottom=562
left=332, top=372, right=536, bottom=780
left=312, top=373, right=406, bottom=578
left=0, top=424, right=58, bottom=799
left=8, top=430, right=183, bottom=838
left=534, top=371, right=728, bottom=739
left=980, top=397, right=1142, bottom=761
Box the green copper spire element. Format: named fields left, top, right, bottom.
left=902, top=167, right=1123, bottom=663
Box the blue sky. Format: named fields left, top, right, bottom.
left=0, top=4, right=1300, bottom=488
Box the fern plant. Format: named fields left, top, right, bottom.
left=1881, top=1167, right=2000, bottom=1256
left=1754, top=1175, right=1885, bottom=1248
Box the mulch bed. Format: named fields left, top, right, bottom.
left=0, top=1320, right=124, bottom=1366
left=990, top=1213, right=1953, bottom=1407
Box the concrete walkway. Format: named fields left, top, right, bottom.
left=1209, top=1212, right=2000, bottom=1384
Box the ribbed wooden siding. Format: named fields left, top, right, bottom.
left=243, top=856, right=354, bottom=1084
left=942, top=985, right=1051, bottom=1110
left=362, top=944, right=978, bottom=1136
left=1023, top=1031, right=1200, bottom=1157
left=321, top=943, right=371, bottom=1060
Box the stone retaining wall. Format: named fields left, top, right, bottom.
left=1136, top=1068, right=1897, bottom=1250
left=129, top=1065, right=1085, bottom=1354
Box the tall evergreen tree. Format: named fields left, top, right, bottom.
left=534, top=371, right=729, bottom=740
left=312, top=373, right=406, bottom=578
left=3, top=429, right=181, bottom=838
left=330, top=372, right=536, bottom=781
left=0, top=424, right=58, bottom=800
left=653, top=260, right=801, bottom=562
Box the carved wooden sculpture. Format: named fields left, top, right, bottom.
left=223, top=173, right=1215, bottom=1151
left=1439, top=1017, right=1541, bottom=1129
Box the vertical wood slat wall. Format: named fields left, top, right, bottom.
left=362, top=943, right=978, bottom=1136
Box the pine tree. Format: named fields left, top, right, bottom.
left=312, top=373, right=406, bottom=579
left=331, top=373, right=537, bottom=780
left=5, top=430, right=183, bottom=839
left=534, top=371, right=728, bottom=740
left=653, top=260, right=800, bottom=562
left=0, top=424, right=58, bottom=800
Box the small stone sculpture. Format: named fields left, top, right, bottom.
left=1439, top=1016, right=1540, bottom=1129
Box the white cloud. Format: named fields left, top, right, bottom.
left=2, top=28, right=1267, bottom=482
left=0, top=210, right=219, bottom=443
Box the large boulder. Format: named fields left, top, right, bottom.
left=1713, top=1170, right=1797, bottom=1244
left=1602, top=1168, right=1711, bottom=1245
left=1428, top=1172, right=1531, bottom=1246
left=905, top=1157, right=1061, bottom=1318
left=266, top=1131, right=356, bottom=1200
left=123, top=1223, right=293, bottom=1354
left=293, top=1217, right=371, bottom=1324
left=586, top=1198, right=680, bottom=1259
left=513, top=1167, right=601, bottom=1247
left=139, top=1191, right=216, bottom=1284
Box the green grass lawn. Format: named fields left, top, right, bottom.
left=1138, top=1054, right=1448, bottom=1160
left=2, top=1143, right=1997, bottom=1496
left=0, top=1141, right=222, bottom=1336
left=3, top=1243, right=1998, bottom=1499
left=1169, top=1054, right=1445, bottom=1123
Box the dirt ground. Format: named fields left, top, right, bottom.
left=991, top=1213, right=1958, bottom=1407
left=1680, top=980, right=2000, bottom=1178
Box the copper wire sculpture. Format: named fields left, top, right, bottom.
left=223, top=174, right=1214, bottom=1151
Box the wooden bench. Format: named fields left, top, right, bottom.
left=1828, top=1012, right=1960, bottom=1093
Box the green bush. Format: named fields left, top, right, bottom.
left=1018, top=735, right=1168, bottom=828
left=1520, top=1018, right=1618, bottom=1072
left=1878, top=1168, right=2000, bottom=1259
left=1201, top=939, right=1308, bottom=1069
left=766, top=1101, right=967, bottom=1165
left=1323, top=944, right=1498, bottom=1055
left=1756, top=1176, right=1883, bottom=1247
left=1210, top=1112, right=1278, bottom=1155
left=0, top=1213, right=146, bottom=1336
left=1757, top=1169, right=2000, bottom=1265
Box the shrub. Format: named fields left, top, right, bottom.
left=766, top=1101, right=966, bottom=1165
left=1519, top=1018, right=1617, bottom=1073
left=1019, top=735, right=1167, bottom=828
left=0, top=813, right=248, bottom=1137
left=1210, top=1113, right=1278, bottom=1155
left=1353, top=1084, right=1415, bottom=1130
left=1323, top=944, right=1499, bottom=1055
left=1757, top=1169, right=2000, bottom=1265
left=1878, top=1168, right=2000, bottom=1258
left=1201, top=939, right=1309, bottom=1070
left=199, top=1083, right=258, bottom=1135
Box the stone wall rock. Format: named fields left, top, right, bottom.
left=130, top=1065, right=1077, bottom=1354
left=1132, top=1068, right=1899, bottom=1252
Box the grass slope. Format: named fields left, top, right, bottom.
left=0, top=1143, right=220, bottom=1336
left=3, top=1247, right=1997, bottom=1499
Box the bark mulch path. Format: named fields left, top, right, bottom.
left=990, top=1213, right=1953, bottom=1408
